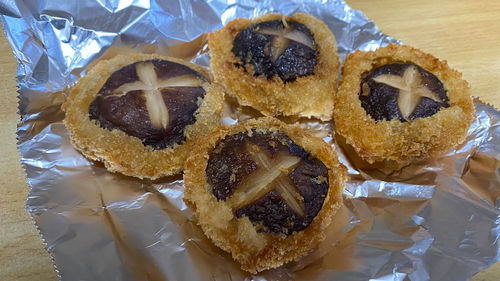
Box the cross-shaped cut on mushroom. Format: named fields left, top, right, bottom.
left=227, top=142, right=305, bottom=217
left=106, top=62, right=203, bottom=129
left=371, top=65, right=443, bottom=121
left=255, top=18, right=315, bottom=62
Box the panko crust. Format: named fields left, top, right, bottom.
left=63, top=53, right=225, bottom=179
left=333, top=44, right=475, bottom=164
left=209, top=13, right=339, bottom=121
left=183, top=117, right=347, bottom=273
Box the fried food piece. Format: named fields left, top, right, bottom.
left=209, top=13, right=339, bottom=121
left=183, top=117, right=347, bottom=273
left=63, top=54, right=224, bottom=179
left=333, top=44, right=475, bottom=165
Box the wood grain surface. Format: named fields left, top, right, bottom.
left=0, top=30, right=59, bottom=280
left=0, top=0, right=499, bottom=280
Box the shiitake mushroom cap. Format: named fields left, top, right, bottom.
left=359, top=62, right=449, bottom=122
left=231, top=19, right=317, bottom=83
left=89, top=59, right=208, bottom=150
left=206, top=130, right=329, bottom=235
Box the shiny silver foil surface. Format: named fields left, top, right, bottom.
left=2, top=0, right=500, bottom=280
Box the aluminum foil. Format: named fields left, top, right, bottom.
left=2, top=0, right=500, bottom=280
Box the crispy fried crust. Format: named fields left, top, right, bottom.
left=209, top=13, right=339, bottom=121
left=333, top=44, right=475, bottom=164
left=183, top=117, right=347, bottom=273
left=63, top=53, right=224, bottom=179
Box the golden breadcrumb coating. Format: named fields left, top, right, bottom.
left=333, top=44, right=475, bottom=164
left=63, top=53, right=224, bottom=179
left=183, top=117, right=347, bottom=273
left=209, top=13, right=339, bottom=121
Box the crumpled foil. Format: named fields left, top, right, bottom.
left=2, top=0, right=500, bottom=280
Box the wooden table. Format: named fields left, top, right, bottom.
left=0, top=0, right=499, bottom=280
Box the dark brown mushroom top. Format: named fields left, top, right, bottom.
left=206, top=130, right=329, bottom=235
left=232, top=18, right=317, bottom=83
left=359, top=62, right=449, bottom=122
left=89, top=59, right=208, bottom=150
